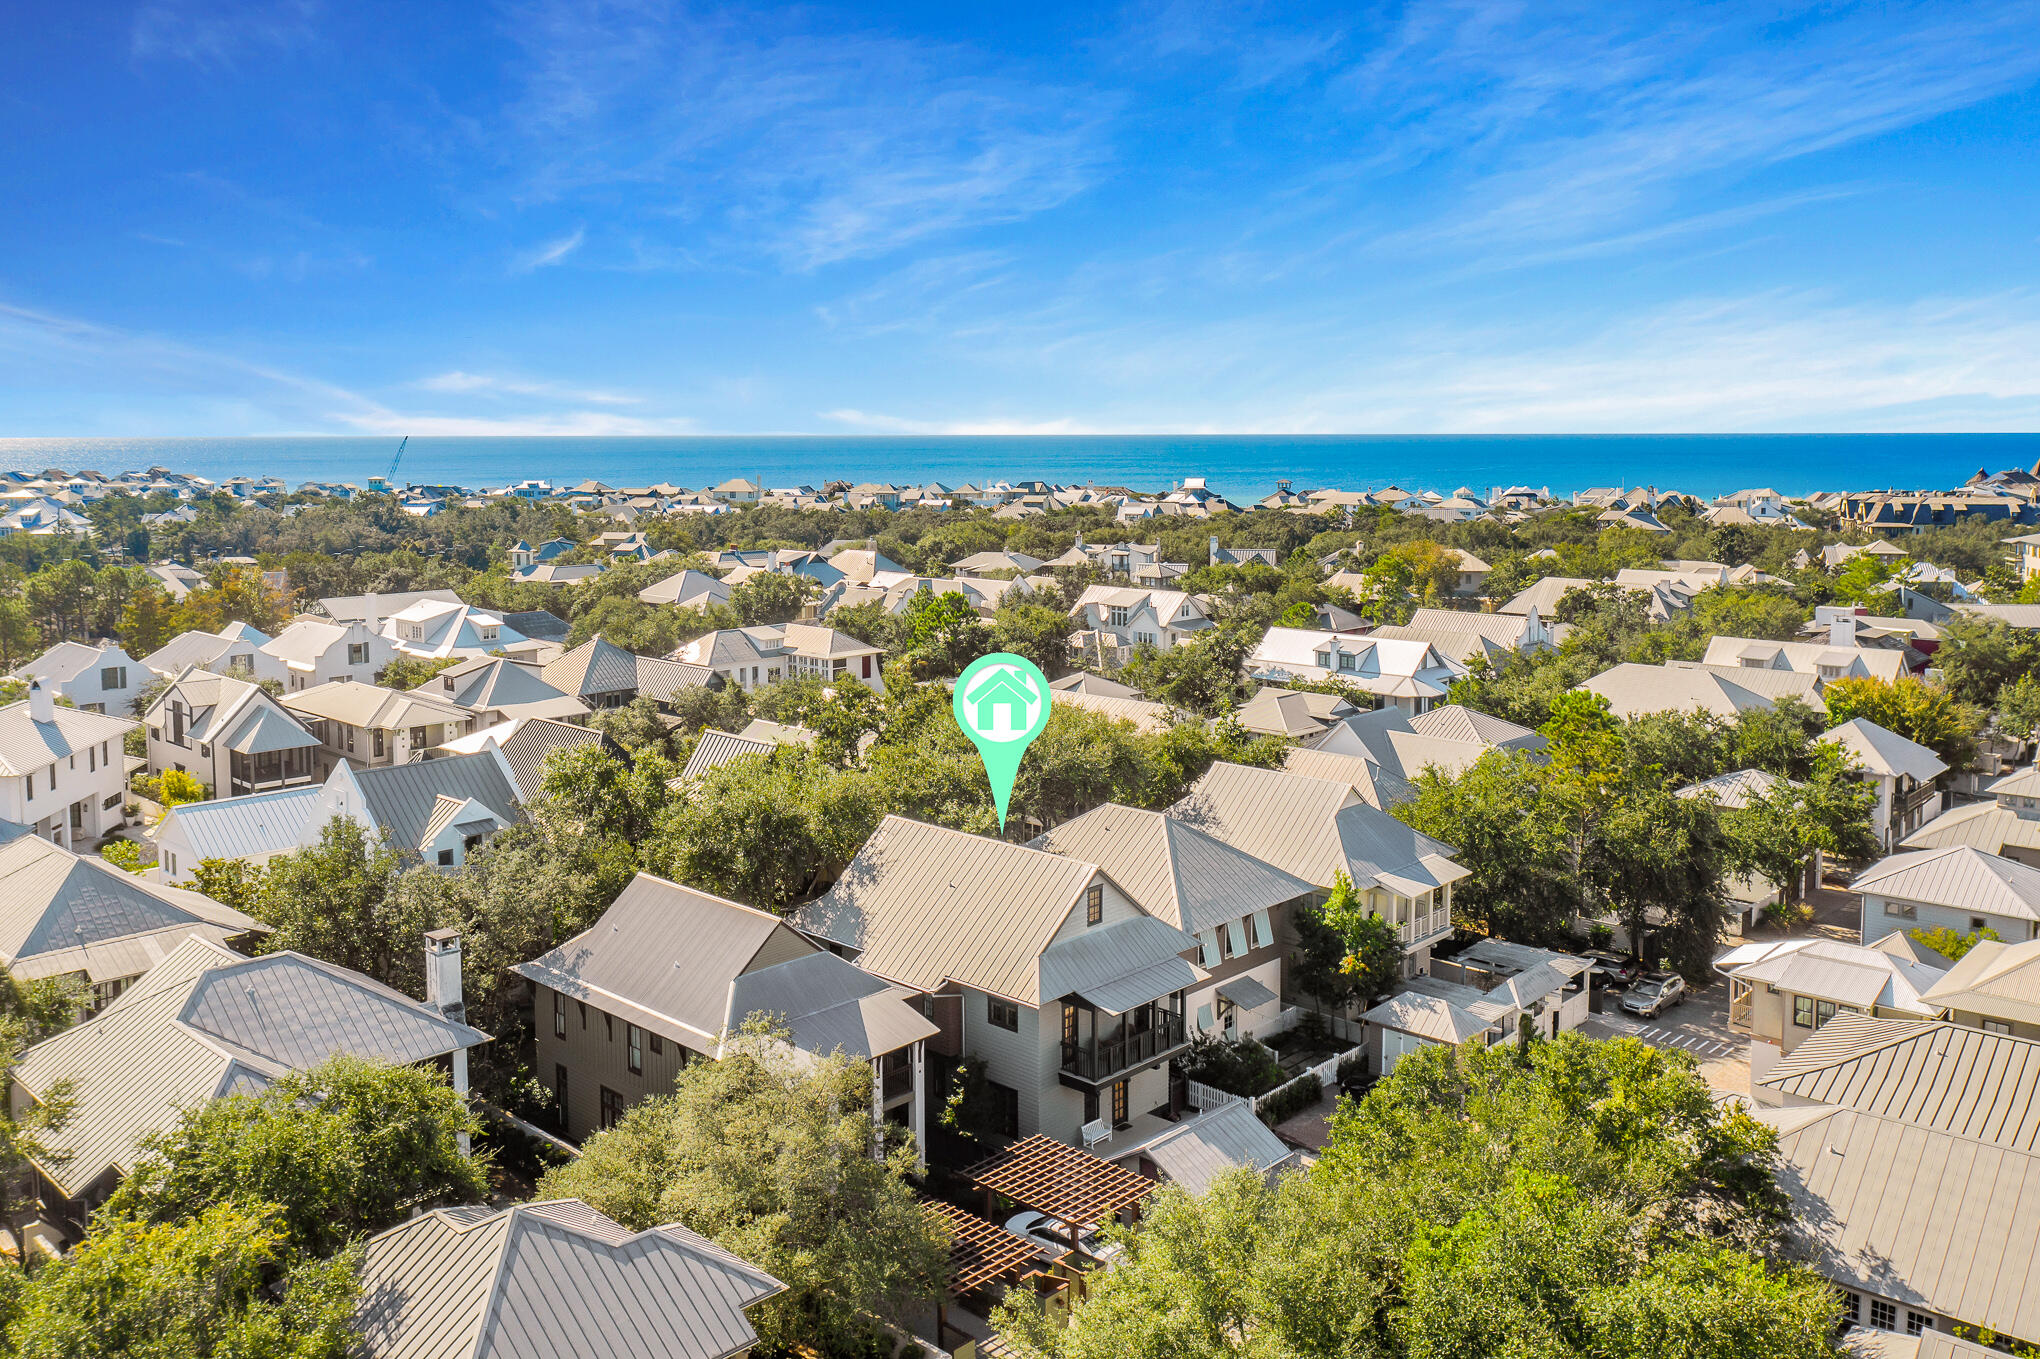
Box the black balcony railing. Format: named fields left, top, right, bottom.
left=880, top=1057, right=913, bottom=1104
left=1060, top=1010, right=1188, bottom=1083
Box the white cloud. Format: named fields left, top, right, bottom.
left=130, top=0, right=319, bottom=67
left=415, top=369, right=638, bottom=405
left=511, top=226, right=585, bottom=272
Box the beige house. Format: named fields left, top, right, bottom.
left=790, top=816, right=1200, bottom=1150
left=282, top=680, right=475, bottom=772
left=516, top=872, right=937, bottom=1149
left=1919, top=937, right=2040, bottom=1038
left=1717, top=934, right=1947, bottom=1061
left=1903, top=764, right=2040, bottom=868
left=1170, top=761, right=1467, bottom=974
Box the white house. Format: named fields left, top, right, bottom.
left=254, top=615, right=396, bottom=691
left=378, top=598, right=531, bottom=661
left=1820, top=718, right=1947, bottom=850
left=300, top=748, right=523, bottom=870
left=0, top=685, right=138, bottom=848
left=140, top=624, right=267, bottom=680
left=1245, top=628, right=1464, bottom=714
left=10, top=641, right=145, bottom=715
left=281, top=680, right=476, bottom=773
left=1067, top=586, right=1214, bottom=658
left=143, top=667, right=322, bottom=797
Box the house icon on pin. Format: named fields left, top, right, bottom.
left=964, top=667, right=1036, bottom=738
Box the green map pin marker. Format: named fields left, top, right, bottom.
left=954, top=652, right=1053, bottom=830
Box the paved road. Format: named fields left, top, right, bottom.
left=1580, top=976, right=1750, bottom=1095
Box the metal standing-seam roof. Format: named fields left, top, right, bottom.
left=1664, top=661, right=1830, bottom=712
left=1037, top=916, right=1201, bottom=1014
left=1902, top=801, right=2040, bottom=858
left=423, top=717, right=615, bottom=802
left=140, top=629, right=240, bottom=676
left=1031, top=803, right=1316, bottom=936
left=1580, top=662, right=1775, bottom=720
left=355, top=1198, right=785, bottom=1359
left=348, top=751, right=524, bottom=851
left=0, top=833, right=264, bottom=982
left=1716, top=936, right=1947, bottom=1013
left=1281, top=746, right=1417, bottom=809
left=722, top=948, right=939, bottom=1060
left=1044, top=689, right=1177, bottom=733
left=678, top=729, right=777, bottom=783
left=11, top=936, right=488, bottom=1197
left=0, top=698, right=137, bottom=776
left=1821, top=717, right=1948, bottom=783
left=1920, top=938, right=2040, bottom=1029
left=1757, top=1014, right=2040, bottom=1151
left=1853, top=844, right=2040, bottom=921
left=1760, top=1105, right=2040, bottom=1344
left=1406, top=703, right=1545, bottom=750
left=1675, top=767, right=1793, bottom=810
left=1170, top=762, right=1467, bottom=896
left=542, top=636, right=645, bottom=698
left=1116, top=1100, right=1297, bottom=1194
left=282, top=680, right=472, bottom=732
left=153, top=785, right=324, bottom=862
left=789, top=815, right=1107, bottom=1005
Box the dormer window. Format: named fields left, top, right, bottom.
left=1108, top=605, right=1129, bottom=627
left=1085, top=884, right=1104, bottom=926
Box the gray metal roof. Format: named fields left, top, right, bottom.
left=1904, top=802, right=2040, bottom=856
left=350, top=752, right=523, bottom=853
left=515, top=872, right=816, bottom=1049
left=224, top=703, right=322, bottom=754
left=679, top=729, right=776, bottom=783
left=1758, top=1015, right=2040, bottom=1151
left=497, top=609, right=571, bottom=643
left=1721, top=937, right=1945, bottom=1012
left=541, top=636, right=642, bottom=698
left=315, top=589, right=462, bottom=622
left=1581, top=662, right=1775, bottom=719
left=1032, top=804, right=1315, bottom=936
left=489, top=718, right=611, bottom=801
left=790, top=815, right=1104, bottom=1005
left=1821, top=717, right=1948, bottom=782
left=1171, top=762, right=1467, bottom=897
left=724, top=948, right=939, bottom=1060
left=1853, top=845, right=2040, bottom=922
left=356, top=1198, right=784, bottom=1359
left=0, top=833, right=262, bottom=982
left=1048, top=689, right=1176, bottom=733
left=1216, top=974, right=1277, bottom=1009
left=1762, top=1106, right=2040, bottom=1342
left=1406, top=703, right=1543, bottom=749
left=1038, top=916, right=1201, bottom=1014
left=442, top=657, right=575, bottom=712
left=140, top=630, right=237, bottom=675
left=283, top=680, right=471, bottom=731
left=1119, top=1101, right=1295, bottom=1194
left=12, top=937, right=487, bottom=1196
left=154, top=785, right=323, bottom=863
left=0, top=698, right=137, bottom=776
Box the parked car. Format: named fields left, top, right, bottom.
left=1620, top=973, right=1686, bottom=1019
left=1005, top=1211, right=1122, bottom=1262
left=1583, top=950, right=1643, bottom=991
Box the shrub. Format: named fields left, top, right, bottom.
left=99, top=839, right=147, bottom=875
left=1177, top=1034, right=1284, bottom=1098
left=1256, top=1072, right=1322, bottom=1125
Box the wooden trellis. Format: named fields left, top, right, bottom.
left=924, top=1200, right=1045, bottom=1294
left=966, top=1134, right=1154, bottom=1228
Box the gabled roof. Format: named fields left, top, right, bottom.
left=1820, top=718, right=1948, bottom=782
left=1757, top=1014, right=2040, bottom=1152
left=11, top=936, right=488, bottom=1197
left=154, top=785, right=324, bottom=863
left=10, top=640, right=129, bottom=686
left=1580, top=662, right=1774, bottom=719
left=257, top=616, right=358, bottom=668
left=1280, top=746, right=1415, bottom=809
left=0, top=834, right=262, bottom=982
left=1170, top=762, right=1467, bottom=896
left=356, top=1198, right=784, bottom=1359
left=1664, top=660, right=1828, bottom=711
left=316, top=589, right=463, bottom=622
left=1852, top=844, right=2040, bottom=921
left=1716, top=935, right=1945, bottom=1012
left=1675, top=767, right=1792, bottom=810
left=1406, top=704, right=1541, bottom=749
left=678, top=729, right=776, bottom=783
left=636, top=568, right=729, bottom=608
left=789, top=816, right=1109, bottom=1005
left=1920, top=938, right=2040, bottom=1028
left=1117, top=1101, right=1297, bottom=1193
left=0, top=698, right=138, bottom=776
left=348, top=751, right=524, bottom=851
left=1032, top=804, right=1314, bottom=935
left=283, top=680, right=471, bottom=730
left=142, top=629, right=241, bottom=675
left=1760, top=1105, right=2040, bottom=1344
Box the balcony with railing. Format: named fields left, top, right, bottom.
left=878, top=1051, right=914, bottom=1106
left=1059, top=1007, right=1188, bottom=1086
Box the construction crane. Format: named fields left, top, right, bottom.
left=368, top=436, right=407, bottom=495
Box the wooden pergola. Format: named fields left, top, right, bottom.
left=924, top=1200, right=1044, bottom=1295
left=966, top=1134, right=1154, bottom=1231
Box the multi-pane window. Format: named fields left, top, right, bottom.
left=1111, top=1079, right=1128, bottom=1125
left=1906, top=1313, right=1931, bottom=1336
left=100, top=665, right=125, bottom=689
left=553, top=991, right=566, bottom=1038
left=1837, top=1291, right=1860, bottom=1327
left=627, top=1024, right=643, bottom=1074
left=1983, top=1019, right=2014, bottom=1034
left=348, top=642, right=368, bottom=666
left=987, top=996, right=1020, bottom=1031
left=373, top=730, right=385, bottom=758
left=1062, top=1004, right=1078, bottom=1046
left=1869, top=1300, right=1896, bottom=1331
left=599, top=1086, right=626, bottom=1129
left=1218, top=923, right=1236, bottom=960
left=1793, top=996, right=1815, bottom=1028
left=410, top=726, right=427, bottom=748
left=1085, top=884, right=1104, bottom=926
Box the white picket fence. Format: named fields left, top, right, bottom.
left=1250, top=1044, right=1365, bottom=1117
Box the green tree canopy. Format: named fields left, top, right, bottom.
left=101, top=1055, right=486, bottom=1260
left=537, top=1022, right=946, bottom=1353
left=1823, top=674, right=1982, bottom=769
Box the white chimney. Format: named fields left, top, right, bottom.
left=365, top=593, right=380, bottom=636
left=424, top=929, right=471, bottom=1153
left=28, top=678, right=53, bottom=724
left=1830, top=614, right=1857, bottom=648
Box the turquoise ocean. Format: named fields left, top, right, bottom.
left=1, top=434, right=2035, bottom=504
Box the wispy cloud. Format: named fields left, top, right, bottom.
left=822, top=409, right=1094, bottom=436
left=511, top=225, right=585, bottom=272
left=496, top=0, right=1115, bottom=270
left=415, top=369, right=638, bottom=405
left=0, top=302, right=689, bottom=435
left=130, top=0, right=319, bottom=67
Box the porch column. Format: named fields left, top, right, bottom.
left=909, top=1041, right=926, bottom=1172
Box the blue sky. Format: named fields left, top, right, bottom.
left=4, top=0, right=2040, bottom=436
